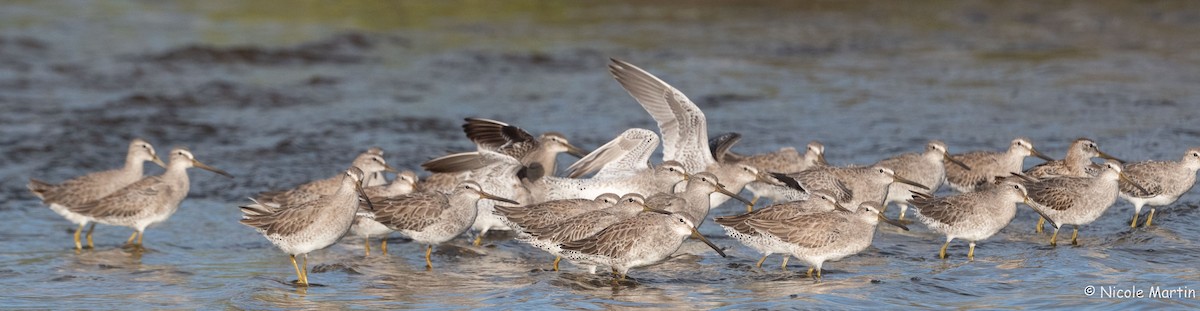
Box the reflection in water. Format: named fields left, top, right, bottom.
left=3, top=0, right=1200, bottom=309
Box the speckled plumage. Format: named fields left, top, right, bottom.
left=493, top=193, right=621, bottom=234
left=350, top=170, right=419, bottom=255
left=715, top=190, right=843, bottom=268
left=518, top=194, right=647, bottom=272
left=528, top=161, right=690, bottom=203
left=745, top=202, right=904, bottom=279
left=1025, top=161, right=1127, bottom=246
left=945, top=138, right=1051, bottom=193
left=369, top=181, right=518, bottom=268
left=876, top=140, right=969, bottom=220
left=909, top=181, right=1050, bottom=259
left=28, top=138, right=164, bottom=249
left=1024, top=138, right=1119, bottom=179
left=255, top=150, right=394, bottom=207
left=1118, top=147, right=1200, bottom=227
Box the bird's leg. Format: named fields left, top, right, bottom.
left=939, top=241, right=950, bottom=259
left=898, top=204, right=908, bottom=221
left=73, top=223, right=84, bottom=250
left=755, top=255, right=768, bottom=268
left=806, top=267, right=814, bottom=279
left=473, top=230, right=487, bottom=247
left=301, top=253, right=309, bottom=285
left=780, top=256, right=790, bottom=270
left=425, top=245, right=433, bottom=269
left=967, top=242, right=976, bottom=261
left=85, top=223, right=96, bottom=249
left=380, top=239, right=388, bottom=254
left=1071, top=225, right=1079, bottom=246
left=290, top=254, right=306, bottom=286
left=1145, top=208, right=1157, bottom=227
left=125, top=231, right=138, bottom=245
left=1035, top=217, right=1045, bottom=234
left=136, top=231, right=143, bottom=246
left=553, top=256, right=561, bottom=271
left=1130, top=209, right=1141, bottom=228
left=364, top=235, right=371, bottom=257
left=1049, top=228, right=1059, bottom=247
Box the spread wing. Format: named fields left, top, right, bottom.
left=746, top=213, right=843, bottom=248
left=71, top=176, right=175, bottom=219
left=565, top=128, right=660, bottom=178
left=609, top=58, right=713, bottom=171
left=370, top=192, right=449, bottom=231
left=421, top=152, right=488, bottom=173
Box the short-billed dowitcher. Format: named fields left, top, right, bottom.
left=70, top=148, right=232, bottom=248
left=944, top=137, right=1052, bottom=193
left=1026, top=161, right=1148, bottom=246
left=788, top=166, right=930, bottom=208
left=421, top=117, right=586, bottom=175
left=715, top=190, right=845, bottom=269
left=876, top=140, right=971, bottom=221
left=351, top=170, right=419, bottom=256
left=28, top=138, right=165, bottom=249
left=255, top=150, right=396, bottom=207
left=908, top=181, right=1055, bottom=259
left=745, top=202, right=907, bottom=280
left=1025, top=138, right=1124, bottom=232
left=520, top=194, right=653, bottom=272
left=1118, top=147, right=1200, bottom=228
left=669, top=172, right=753, bottom=226
left=559, top=202, right=727, bottom=283
left=240, top=168, right=369, bottom=286
left=369, top=181, right=518, bottom=269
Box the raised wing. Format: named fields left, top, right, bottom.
left=566, top=128, right=660, bottom=179
left=609, top=58, right=713, bottom=171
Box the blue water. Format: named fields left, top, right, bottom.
left=2, top=1, right=1199, bottom=309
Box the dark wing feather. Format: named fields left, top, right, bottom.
left=708, top=132, right=742, bottom=163
left=908, top=193, right=965, bottom=226
left=71, top=176, right=172, bottom=219
left=239, top=200, right=323, bottom=236
left=559, top=218, right=646, bottom=258
left=1026, top=177, right=1087, bottom=211
left=421, top=152, right=488, bottom=173
left=526, top=212, right=618, bottom=243
left=746, top=214, right=842, bottom=248
left=789, top=169, right=852, bottom=203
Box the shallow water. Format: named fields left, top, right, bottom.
left=2, top=0, right=1200, bottom=309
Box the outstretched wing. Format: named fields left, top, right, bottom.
left=566, top=128, right=660, bottom=179
left=609, top=58, right=713, bottom=171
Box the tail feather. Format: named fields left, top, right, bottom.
left=27, top=178, right=53, bottom=200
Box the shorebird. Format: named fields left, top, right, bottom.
left=559, top=200, right=727, bottom=284
left=667, top=172, right=753, bottom=226
left=944, top=137, right=1053, bottom=193
left=723, top=139, right=829, bottom=210
left=1025, top=138, right=1123, bottom=232
left=788, top=166, right=930, bottom=208
left=526, top=160, right=691, bottom=203
left=363, top=147, right=388, bottom=187
left=421, top=117, right=586, bottom=176
left=494, top=193, right=622, bottom=235
left=1118, top=147, right=1200, bottom=228
left=239, top=168, right=369, bottom=286
left=255, top=150, right=396, bottom=207
left=908, top=181, right=1056, bottom=259
left=1026, top=161, right=1148, bottom=246
left=607, top=59, right=780, bottom=212
left=1025, top=138, right=1123, bottom=178
left=369, top=181, right=519, bottom=269
left=351, top=170, right=419, bottom=256
left=715, top=190, right=845, bottom=269
left=565, top=128, right=661, bottom=179
left=69, top=148, right=232, bottom=248
left=875, top=140, right=972, bottom=221
left=745, top=202, right=908, bottom=280
left=519, top=193, right=654, bottom=272
left=28, top=138, right=165, bottom=249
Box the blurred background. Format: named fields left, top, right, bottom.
left=2, top=1, right=1198, bottom=309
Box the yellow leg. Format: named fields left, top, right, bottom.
left=939, top=241, right=950, bottom=259
left=301, top=254, right=309, bottom=285
left=125, top=231, right=138, bottom=245
left=967, top=242, right=976, bottom=260
left=898, top=210, right=906, bottom=221
left=755, top=255, right=768, bottom=268
left=1145, top=208, right=1156, bottom=227
left=425, top=245, right=433, bottom=269
left=380, top=239, right=388, bottom=254
left=85, top=223, right=95, bottom=249
left=136, top=231, right=143, bottom=246
left=289, top=255, right=305, bottom=286
left=806, top=267, right=814, bottom=278
left=780, top=256, right=790, bottom=270
left=73, top=223, right=84, bottom=250
left=1071, top=225, right=1079, bottom=246
left=553, top=256, right=561, bottom=271
left=364, top=236, right=372, bottom=256
left=1036, top=217, right=1045, bottom=233
left=816, top=268, right=822, bottom=280
left=1130, top=211, right=1140, bottom=228
left=1050, top=228, right=1059, bottom=246
left=473, top=235, right=483, bottom=247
